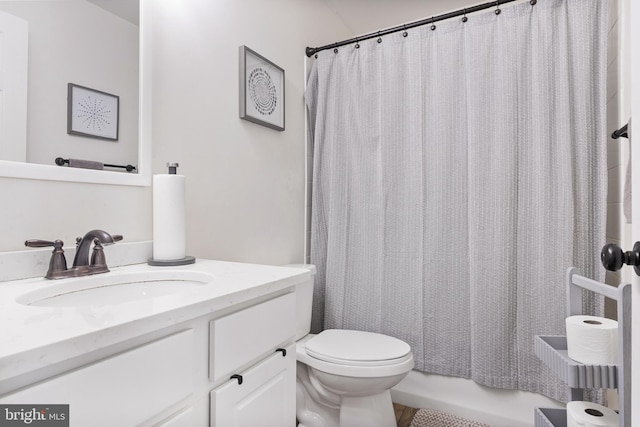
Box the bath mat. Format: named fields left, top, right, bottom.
left=409, top=408, right=491, bottom=427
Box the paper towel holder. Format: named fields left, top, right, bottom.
left=601, top=241, right=640, bottom=276
left=148, top=161, right=196, bottom=267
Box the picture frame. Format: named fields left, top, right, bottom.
left=67, top=83, right=119, bottom=141
left=239, top=46, right=285, bottom=131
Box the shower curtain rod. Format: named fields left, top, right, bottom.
left=305, top=0, right=530, bottom=57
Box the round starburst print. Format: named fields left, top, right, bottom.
left=240, top=47, right=284, bottom=130
left=248, top=67, right=277, bottom=116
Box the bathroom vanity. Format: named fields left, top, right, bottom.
left=0, top=260, right=309, bottom=426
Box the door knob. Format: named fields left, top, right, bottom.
left=601, top=242, right=640, bottom=275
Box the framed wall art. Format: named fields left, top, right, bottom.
left=239, top=46, right=285, bottom=131
left=67, top=83, right=119, bottom=141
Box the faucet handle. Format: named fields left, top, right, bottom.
left=90, top=239, right=107, bottom=267
left=25, top=239, right=68, bottom=279
left=89, top=235, right=122, bottom=268
left=25, top=239, right=63, bottom=249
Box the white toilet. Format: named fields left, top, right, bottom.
left=287, top=264, right=414, bottom=427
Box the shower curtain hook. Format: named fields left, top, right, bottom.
left=430, top=17, right=436, bottom=31
left=355, top=37, right=360, bottom=49
left=377, top=31, right=382, bottom=43
left=462, top=8, right=468, bottom=23
left=495, top=1, right=501, bottom=15
left=402, top=24, right=408, bottom=37
left=333, top=43, right=339, bottom=54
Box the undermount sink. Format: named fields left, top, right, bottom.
left=16, top=270, right=213, bottom=308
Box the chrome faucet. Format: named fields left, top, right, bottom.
left=25, top=229, right=122, bottom=279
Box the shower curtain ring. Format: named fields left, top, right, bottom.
left=430, top=17, right=436, bottom=31
left=377, top=31, right=382, bottom=43
left=462, top=9, right=468, bottom=23
left=530, top=0, right=537, bottom=4
left=402, top=25, right=408, bottom=37
left=354, top=37, right=360, bottom=49
left=495, top=1, right=501, bottom=15
left=333, top=43, right=339, bottom=54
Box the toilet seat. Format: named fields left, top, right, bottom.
left=306, top=329, right=411, bottom=366
left=297, top=330, right=414, bottom=378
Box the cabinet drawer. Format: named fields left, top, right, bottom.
left=209, top=293, right=296, bottom=383
left=0, top=330, right=194, bottom=427
left=210, top=343, right=296, bottom=427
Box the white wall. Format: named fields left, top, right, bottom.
left=320, top=0, right=475, bottom=36
left=0, top=1, right=139, bottom=168
left=151, top=0, right=351, bottom=265
left=0, top=176, right=151, bottom=253
left=0, top=0, right=347, bottom=263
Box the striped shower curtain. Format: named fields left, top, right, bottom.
left=306, top=0, right=607, bottom=400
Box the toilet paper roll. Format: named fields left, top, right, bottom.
left=152, top=174, right=186, bottom=261
left=567, top=401, right=618, bottom=427
left=566, top=315, right=618, bottom=365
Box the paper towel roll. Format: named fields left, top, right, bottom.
left=152, top=173, right=186, bottom=261
left=567, top=401, right=618, bottom=427
left=566, top=315, right=618, bottom=365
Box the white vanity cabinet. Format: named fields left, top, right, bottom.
left=0, top=290, right=298, bottom=427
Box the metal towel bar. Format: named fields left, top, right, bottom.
left=55, top=157, right=137, bottom=172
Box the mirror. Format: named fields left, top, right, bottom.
left=0, top=0, right=151, bottom=186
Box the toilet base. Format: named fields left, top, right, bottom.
left=339, top=391, right=396, bottom=427
left=296, top=370, right=397, bottom=427
left=296, top=362, right=340, bottom=427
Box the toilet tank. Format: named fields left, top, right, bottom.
left=283, top=264, right=316, bottom=340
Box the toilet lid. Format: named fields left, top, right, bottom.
left=305, top=329, right=411, bottom=366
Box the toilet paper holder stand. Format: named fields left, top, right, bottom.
left=564, top=268, right=631, bottom=426
left=535, top=268, right=631, bottom=426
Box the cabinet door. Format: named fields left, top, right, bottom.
left=210, top=343, right=295, bottom=427
left=0, top=330, right=194, bottom=427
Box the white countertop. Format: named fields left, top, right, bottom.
left=0, top=259, right=309, bottom=388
